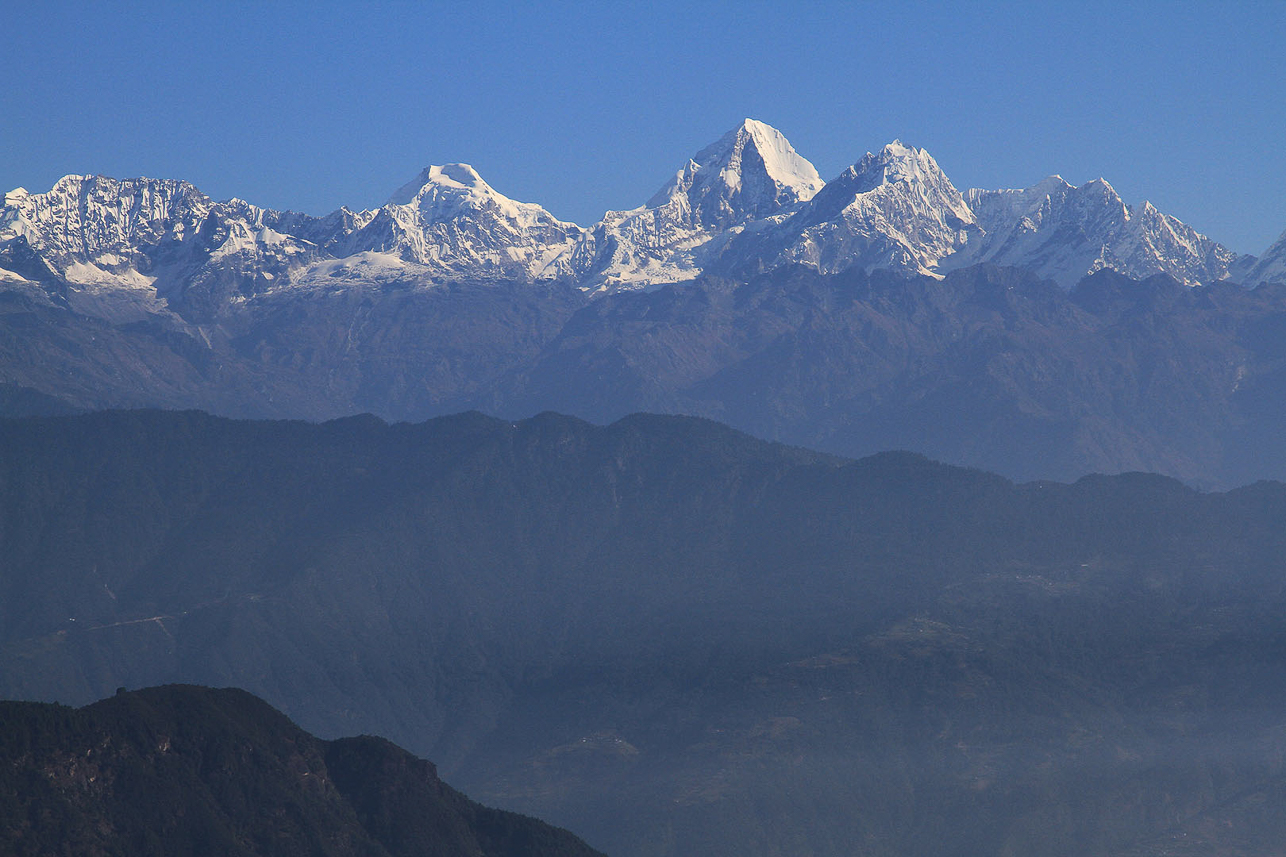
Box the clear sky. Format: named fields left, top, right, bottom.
left=4, top=0, right=1284, bottom=254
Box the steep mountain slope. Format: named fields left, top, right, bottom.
left=736, top=140, right=978, bottom=277
left=336, top=163, right=584, bottom=282
left=0, top=684, right=604, bottom=857
left=0, top=176, right=325, bottom=323
left=7, top=261, right=1286, bottom=487
left=574, top=119, right=823, bottom=290
left=5, top=410, right=1286, bottom=856
left=0, top=165, right=584, bottom=325
left=1245, top=228, right=1286, bottom=284
left=959, top=176, right=1244, bottom=287
left=473, top=265, right=1286, bottom=487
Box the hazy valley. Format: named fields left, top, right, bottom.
left=5, top=410, right=1286, bottom=856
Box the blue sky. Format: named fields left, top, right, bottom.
left=4, top=0, right=1284, bottom=254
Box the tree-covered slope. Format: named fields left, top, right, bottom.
left=0, top=684, right=604, bottom=857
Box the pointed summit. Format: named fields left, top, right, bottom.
left=846, top=140, right=937, bottom=189
left=646, top=119, right=823, bottom=230
left=576, top=120, right=824, bottom=290
left=796, top=142, right=974, bottom=230
left=730, top=118, right=824, bottom=200
left=850, top=142, right=971, bottom=213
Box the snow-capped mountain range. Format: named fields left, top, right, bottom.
left=2, top=119, right=1281, bottom=319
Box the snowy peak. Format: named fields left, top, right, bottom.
left=865, top=141, right=973, bottom=220
left=854, top=141, right=954, bottom=190
left=1243, top=229, right=1286, bottom=285
left=732, top=118, right=825, bottom=199
left=1, top=174, right=212, bottom=266
left=646, top=118, right=823, bottom=226
left=0, top=174, right=335, bottom=321
left=383, top=163, right=576, bottom=229
left=966, top=175, right=1121, bottom=242
left=579, top=119, right=824, bottom=289
left=341, top=164, right=583, bottom=281
left=802, top=141, right=975, bottom=228
left=964, top=175, right=1072, bottom=225
left=759, top=140, right=978, bottom=277
left=963, top=175, right=1239, bottom=288
left=0, top=174, right=219, bottom=305
left=387, top=163, right=486, bottom=205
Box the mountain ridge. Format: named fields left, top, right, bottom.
left=6, top=408, right=1286, bottom=857
left=7, top=262, right=1286, bottom=488
left=734, top=140, right=979, bottom=278
left=4, top=120, right=1275, bottom=315
left=5, top=122, right=1286, bottom=489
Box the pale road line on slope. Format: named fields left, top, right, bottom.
left=7, top=593, right=277, bottom=649
left=79, top=615, right=173, bottom=632
left=0, top=615, right=178, bottom=651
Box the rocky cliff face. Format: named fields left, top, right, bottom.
left=737, top=140, right=979, bottom=277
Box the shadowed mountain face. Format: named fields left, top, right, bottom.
left=4, top=410, right=1286, bottom=856
left=469, top=265, right=1286, bottom=488
left=6, top=265, right=1286, bottom=488
left=0, top=684, right=604, bottom=857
